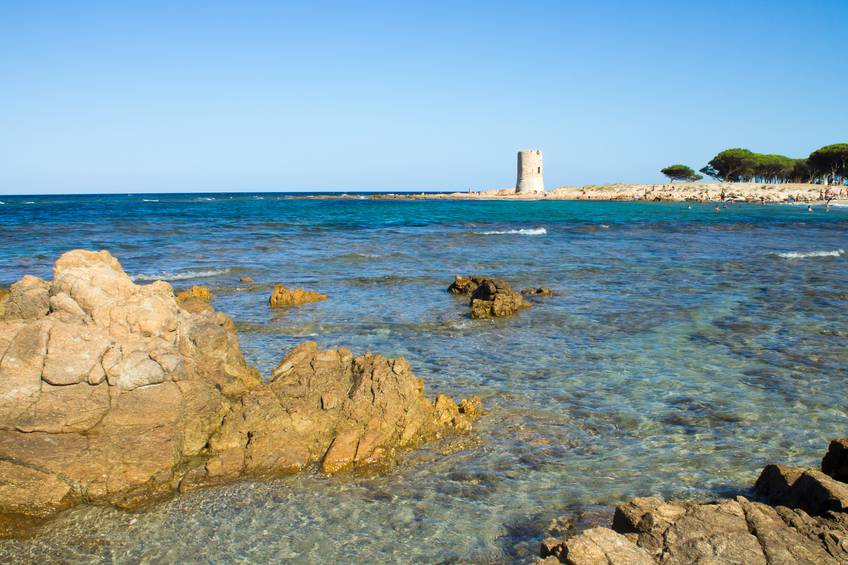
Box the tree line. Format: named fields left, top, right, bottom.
left=661, top=143, right=848, bottom=184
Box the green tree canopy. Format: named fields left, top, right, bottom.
left=701, top=148, right=757, bottom=182
left=808, top=144, right=848, bottom=182
left=660, top=164, right=703, bottom=182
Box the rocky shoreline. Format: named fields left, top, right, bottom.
left=291, top=182, right=848, bottom=204
left=538, top=439, right=848, bottom=564
left=0, top=250, right=481, bottom=537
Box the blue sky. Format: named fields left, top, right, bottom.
left=1, top=0, right=846, bottom=194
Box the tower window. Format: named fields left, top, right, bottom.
left=537, top=167, right=540, bottom=174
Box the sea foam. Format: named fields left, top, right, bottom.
left=132, top=268, right=231, bottom=281
left=479, top=227, right=547, bottom=236
left=775, top=249, right=844, bottom=259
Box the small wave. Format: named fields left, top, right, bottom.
left=775, top=249, right=844, bottom=259
left=24, top=201, right=35, bottom=204
left=600, top=224, right=610, bottom=229
left=132, top=268, right=231, bottom=281
left=142, top=199, right=159, bottom=202
left=478, top=227, right=547, bottom=236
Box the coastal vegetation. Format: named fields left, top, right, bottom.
left=698, top=143, right=848, bottom=184
left=660, top=164, right=703, bottom=182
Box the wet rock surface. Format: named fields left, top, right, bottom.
left=0, top=250, right=480, bottom=536
left=269, top=283, right=327, bottom=307
left=539, top=439, right=848, bottom=564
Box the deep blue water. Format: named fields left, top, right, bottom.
left=1, top=193, right=847, bottom=563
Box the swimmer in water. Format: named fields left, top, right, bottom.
left=807, top=205, right=813, bottom=212
left=714, top=205, right=721, bottom=212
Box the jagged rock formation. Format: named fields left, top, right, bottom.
left=269, top=283, right=327, bottom=307
left=539, top=439, right=848, bottom=564
left=0, top=250, right=480, bottom=535
left=447, top=276, right=531, bottom=319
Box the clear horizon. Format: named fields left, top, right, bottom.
left=2, top=0, right=846, bottom=195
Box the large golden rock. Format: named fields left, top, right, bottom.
left=0, top=250, right=480, bottom=536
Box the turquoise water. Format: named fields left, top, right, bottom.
left=1, top=194, right=847, bottom=563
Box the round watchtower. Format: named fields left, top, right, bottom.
left=516, top=149, right=544, bottom=193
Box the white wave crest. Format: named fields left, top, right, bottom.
left=479, top=227, right=547, bottom=236
left=132, top=268, right=231, bottom=281
left=775, top=249, right=844, bottom=259
left=142, top=198, right=159, bottom=202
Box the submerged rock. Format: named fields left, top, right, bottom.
left=521, top=287, right=554, bottom=298
left=269, top=283, right=327, bottom=307
left=0, top=250, right=480, bottom=535
left=239, top=276, right=254, bottom=283
left=539, top=440, right=848, bottom=564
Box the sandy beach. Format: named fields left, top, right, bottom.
left=345, top=182, right=848, bottom=204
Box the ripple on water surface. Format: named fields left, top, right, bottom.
left=0, top=197, right=847, bottom=562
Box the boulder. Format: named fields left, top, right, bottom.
left=269, top=283, right=327, bottom=307
left=0, top=250, right=480, bottom=535
left=1, top=275, right=50, bottom=321
left=542, top=440, right=848, bottom=564
left=822, top=438, right=848, bottom=483
left=448, top=275, right=483, bottom=295
left=470, top=279, right=530, bottom=319
left=448, top=276, right=534, bottom=318
left=543, top=496, right=847, bottom=564
left=239, top=276, right=254, bottom=283
left=755, top=464, right=848, bottom=515
left=175, top=285, right=213, bottom=303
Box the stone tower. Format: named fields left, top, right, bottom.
left=515, top=149, right=544, bottom=193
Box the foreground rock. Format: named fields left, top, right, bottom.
left=540, top=439, right=848, bottom=564
left=269, top=283, right=327, bottom=307
left=448, top=275, right=532, bottom=319
left=0, top=250, right=480, bottom=535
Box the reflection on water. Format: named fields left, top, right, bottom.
left=0, top=195, right=846, bottom=562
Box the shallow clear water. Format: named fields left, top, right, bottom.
left=1, top=194, right=847, bottom=563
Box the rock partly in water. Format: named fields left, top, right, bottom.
left=0, top=250, right=480, bottom=535
left=823, top=438, right=848, bottom=483
left=448, top=275, right=534, bottom=319
left=269, top=283, right=327, bottom=307
left=539, top=441, right=848, bottom=564
left=175, top=285, right=213, bottom=303
left=239, top=276, right=254, bottom=283
left=447, top=275, right=483, bottom=295
left=521, top=287, right=554, bottom=298
left=470, top=279, right=530, bottom=319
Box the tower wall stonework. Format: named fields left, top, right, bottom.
left=516, top=149, right=544, bottom=193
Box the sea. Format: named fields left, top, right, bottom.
left=0, top=193, right=846, bottom=563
